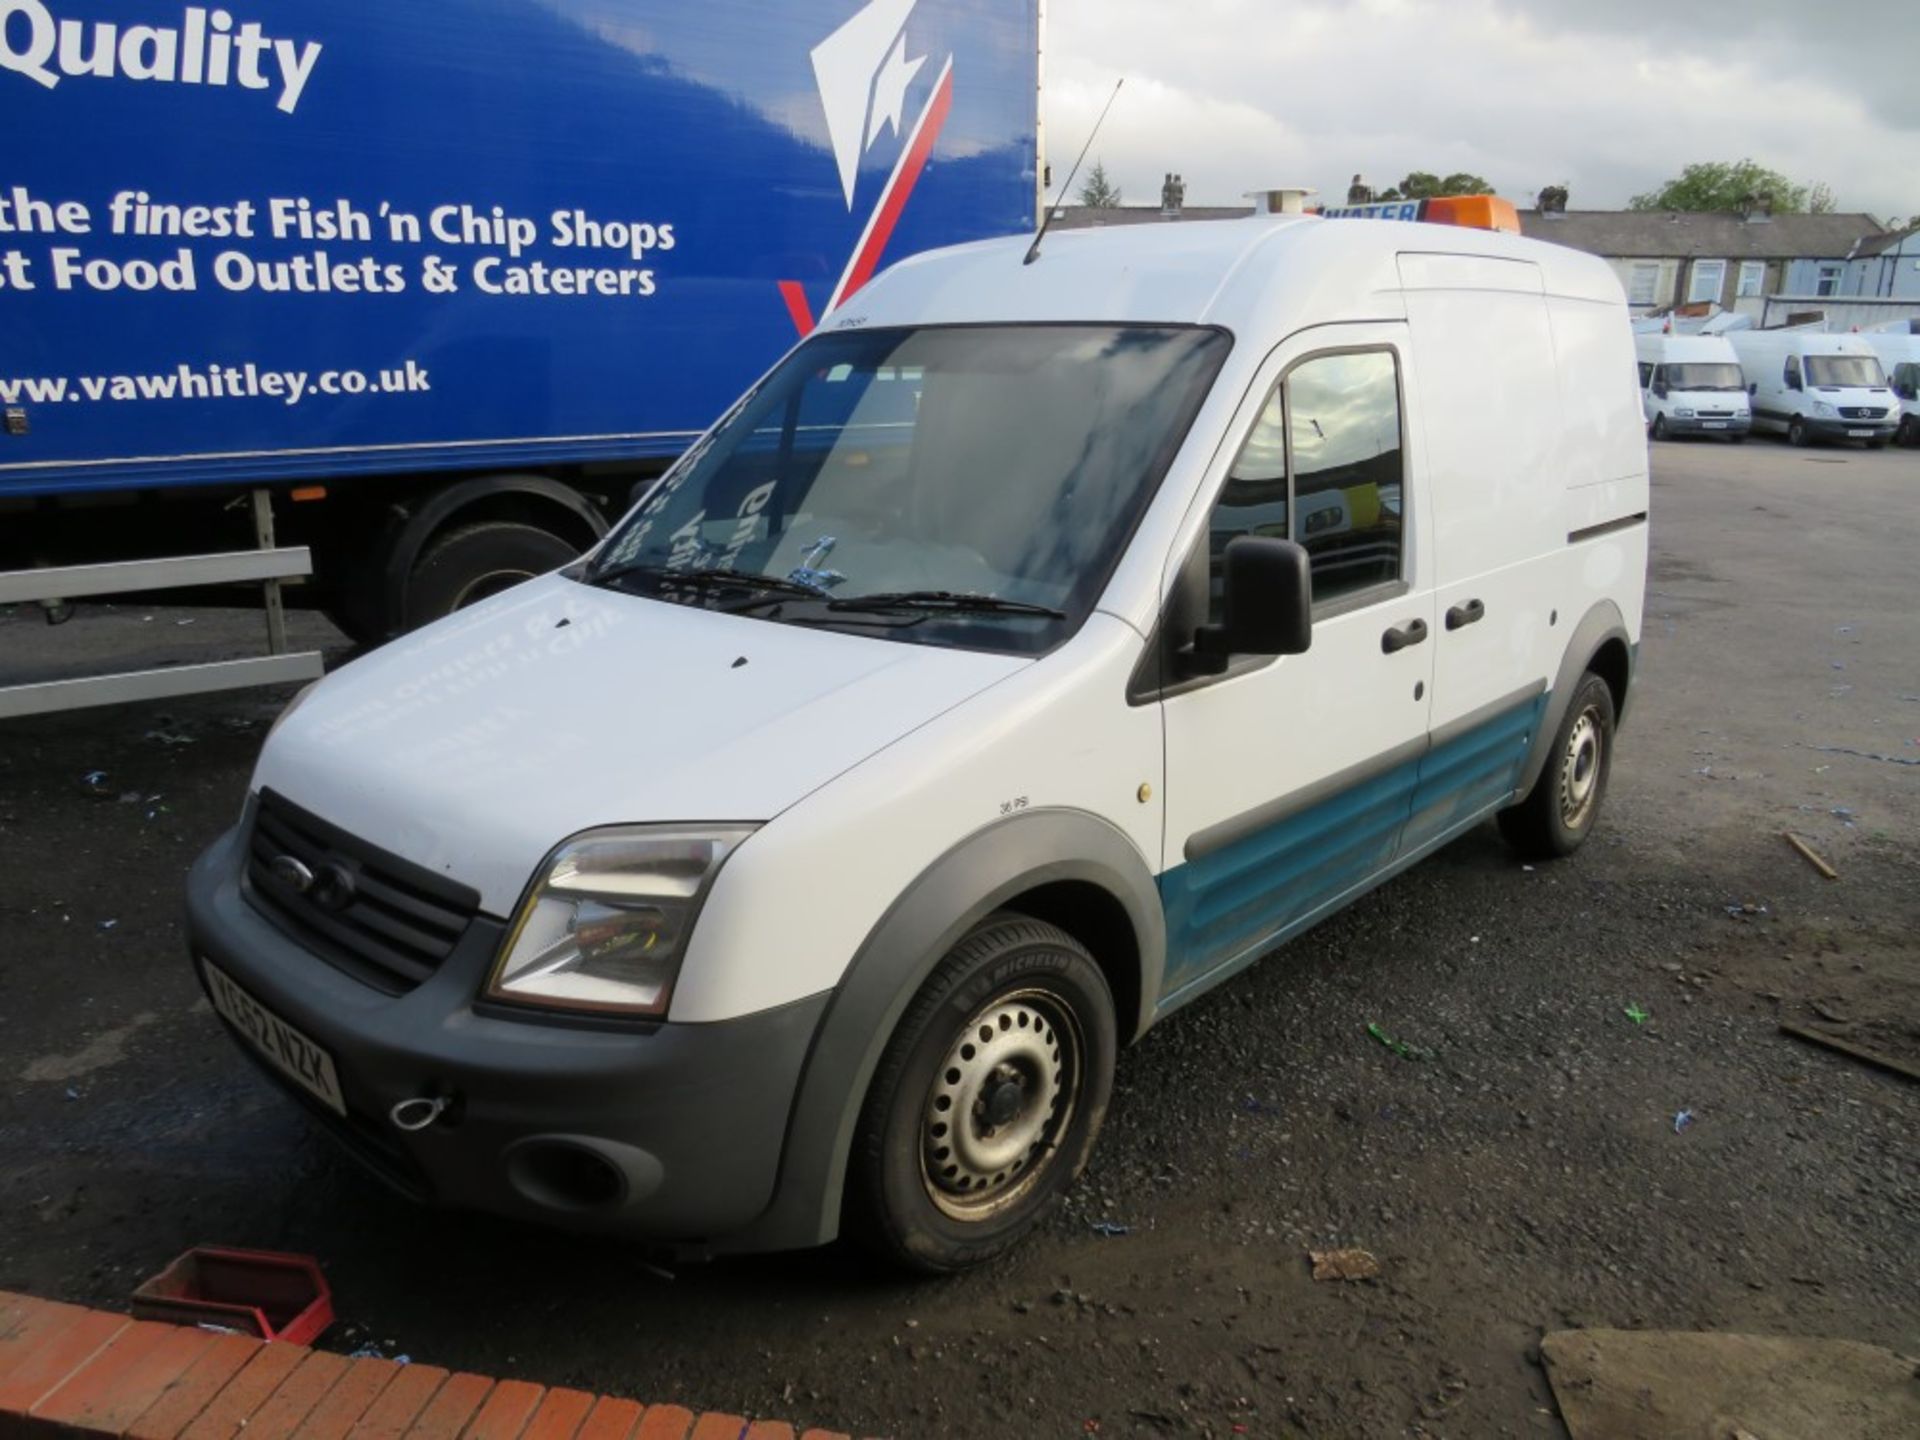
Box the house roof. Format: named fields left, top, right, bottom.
left=1051, top=203, right=1887, bottom=263
left=1052, top=204, right=1254, bottom=229
left=1516, top=209, right=1882, bottom=260
left=1849, top=223, right=1919, bottom=258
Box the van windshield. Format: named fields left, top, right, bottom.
left=586, top=324, right=1231, bottom=653
left=1805, top=355, right=1888, bottom=388
left=1665, top=363, right=1744, bottom=391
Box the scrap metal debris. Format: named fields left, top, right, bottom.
left=1309, top=1247, right=1381, bottom=1282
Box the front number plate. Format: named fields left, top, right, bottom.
left=1848, top=428, right=1873, bottom=437
left=203, top=960, right=346, bottom=1115
left=1703, top=421, right=1727, bottom=429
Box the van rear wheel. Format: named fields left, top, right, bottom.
left=848, top=914, right=1116, bottom=1273
left=1498, top=671, right=1616, bottom=860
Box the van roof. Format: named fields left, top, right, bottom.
left=1725, top=329, right=1882, bottom=355
left=1635, top=334, right=1737, bottom=357
left=845, top=214, right=1625, bottom=335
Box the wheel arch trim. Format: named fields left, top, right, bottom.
left=1517, top=598, right=1634, bottom=797
left=734, top=808, right=1164, bottom=1252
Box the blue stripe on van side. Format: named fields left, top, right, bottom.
left=1156, top=691, right=1544, bottom=1009
left=1402, top=692, right=1545, bottom=855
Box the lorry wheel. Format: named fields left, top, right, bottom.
left=1497, top=671, right=1616, bottom=861
left=1649, top=414, right=1667, bottom=440
left=406, top=521, right=581, bottom=626
left=1787, top=417, right=1809, bottom=447
left=849, top=913, right=1117, bottom=1273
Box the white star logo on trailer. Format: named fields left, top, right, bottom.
left=811, top=0, right=925, bottom=209
left=782, top=0, right=955, bottom=335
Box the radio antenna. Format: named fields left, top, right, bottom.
left=1024, top=77, right=1124, bottom=266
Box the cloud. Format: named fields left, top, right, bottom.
left=1044, top=0, right=1919, bottom=219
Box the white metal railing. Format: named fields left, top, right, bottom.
left=0, top=490, right=326, bottom=719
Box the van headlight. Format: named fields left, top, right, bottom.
left=1674, top=407, right=1695, bottom=418
left=1812, top=401, right=1838, bottom=418
left=487, top=826, right=754, bottom=1016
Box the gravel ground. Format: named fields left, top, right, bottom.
left=1, top=440, right=1915, bottom=1438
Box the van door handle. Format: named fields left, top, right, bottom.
left=1445, top=599, right=1485, bottom=630
left=1381, top=618, right=1429, bottom=654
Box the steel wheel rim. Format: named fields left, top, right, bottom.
left=1558, top=706, right=1603, bottom=829
left=920, top=988, right=1082, bottom=1220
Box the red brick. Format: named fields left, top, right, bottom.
left=404, top=1372, right=493, bottom=1439
left=0, top=1308, right=129, bottom=1414
left=236, top=1349, right=352, bottom=1439
left=30, top=1320, right=217, bottom=1433
left=520, top=1386, right=595, bottom=1440
left=576, top=1396, right=645, bottom=1440
left=633, top=1406, right=695, bottom=1440
left=689, top=1414, right=747, bottom=1440
left=288, top=1357, right=401, bottom=1440
left=0, top=1295, right=91, bottom=1385
left=351, top=1364, right=450, bottom=1440
left=125, top=1334, right=263, bottom=1440
left=462, top=1377, right=544, bottom=1439
left=176, top=1341, right=308, bottom=1440
left=744, top=1424, right=795, bottom=1440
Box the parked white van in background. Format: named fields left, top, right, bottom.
left=187, top=200, right=1649, bottom=1271
left=1635, top=334, right=1751, bottom=441
left=1727, top=330, right=1899, bottom=447
left=1861, top=329, right=1920, bottom=447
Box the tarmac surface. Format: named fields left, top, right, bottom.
left=2, top=438, right=1916, bottom=1438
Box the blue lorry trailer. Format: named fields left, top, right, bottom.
left=0, top=0, right=1041, bottom=658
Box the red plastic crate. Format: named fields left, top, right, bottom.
left=131, top=1247, right=333, bottom=1344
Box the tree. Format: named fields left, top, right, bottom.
left=1076, top=160, right=1122, bottom=208
left=1628, top=159, right=1831, bottom=213
left=1376, top=170, right=1494, bottom=202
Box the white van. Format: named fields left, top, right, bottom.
left=1860, top=330, right=1920, bottom=447
left=1727, top=329, right=1899, bottom=447
left=187, top=207, right=1649, bottom=1270
left=1635, top=334, right=1751, bottom=441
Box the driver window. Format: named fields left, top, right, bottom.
left=1205, top=348, right=1405, bottom=619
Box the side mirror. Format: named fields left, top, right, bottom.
left=1786, top=371, right=1803, bottom=392
left=1652, top=380, right=1668, bottom=399
left=1186, top=536, right=1312, bottom=674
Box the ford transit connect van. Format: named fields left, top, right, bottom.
left=188, top=207, right=1648, bottom=1271
left=1635, top=333, right=1751, bottom=441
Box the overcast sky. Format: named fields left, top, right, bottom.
left=1044, top=0, right=1920, bottom=220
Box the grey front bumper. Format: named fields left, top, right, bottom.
left=185, top=822, right=829, bottom=1247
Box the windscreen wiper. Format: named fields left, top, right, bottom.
left=824, top=589, right=1067, bottom=619
left=588, top=562, right=830, bottom=602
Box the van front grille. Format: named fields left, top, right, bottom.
left=1840, top=406, right=1888, bottom=420
left=243, top=788, right=478, bottom=995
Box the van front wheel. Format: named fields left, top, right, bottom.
left=1498, top=671, right=1617, bottom=860
left=1787, top=416, right=1809, bottom=447
left=848, top=914, right=1117, bottom=1273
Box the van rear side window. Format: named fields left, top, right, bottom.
left=1209, top=349, right=1405, bottom=614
